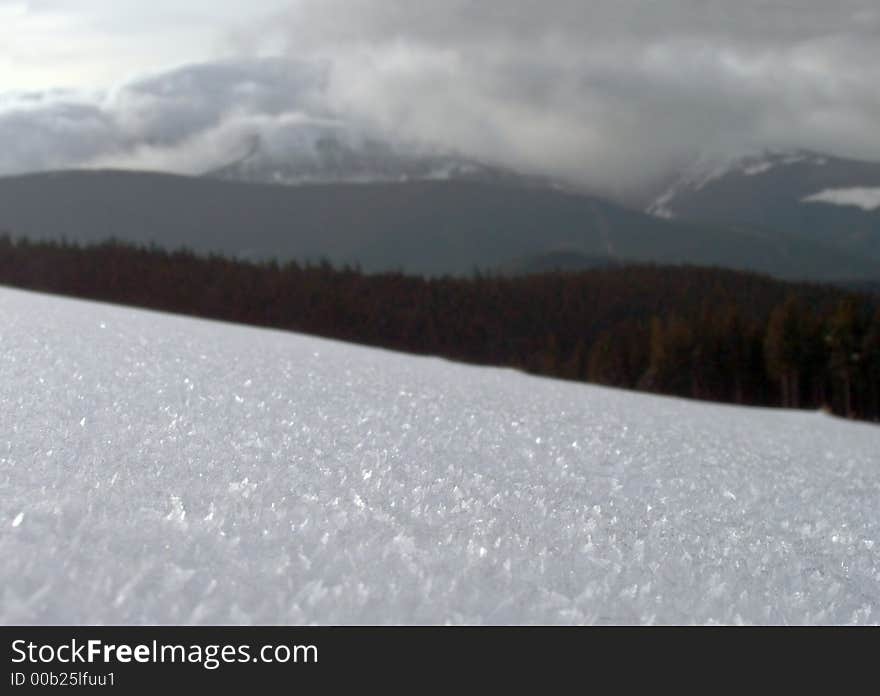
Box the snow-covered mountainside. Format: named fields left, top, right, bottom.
left=2, top=287, right=879, bottom=625
left=645, top=149, right=880, bottom=268
left=647, top=150, right=836, bottom=220
left=647, top=149, right=880, bottom=218
left=205, top=132, right=531, bottom=187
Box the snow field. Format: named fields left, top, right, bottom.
left=1, top=287, right=879, bottom=624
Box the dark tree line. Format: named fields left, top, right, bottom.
left=1, top=235, right=878, bottom=422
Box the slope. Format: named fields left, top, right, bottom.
left=1, top=287, right=879, bottom=624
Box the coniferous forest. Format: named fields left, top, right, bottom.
left=1, top=235, right=878, bottom=422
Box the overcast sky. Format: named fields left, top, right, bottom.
left=2, top=0, right=879, bottom=197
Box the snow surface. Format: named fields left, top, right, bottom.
left=1, top=287, right=879, bottom=625
left=802, top=187, right=880, bottom=212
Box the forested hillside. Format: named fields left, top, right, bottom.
left=1, top=236, right=877, bottom=421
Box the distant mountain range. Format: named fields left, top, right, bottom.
left=0, top=147, right=877, bottom=283
left=645, top=149, right=880, bottom=266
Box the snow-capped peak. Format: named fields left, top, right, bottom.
left=204, top=129, right=524, bottom=188
left=646, top=149, right=830, bottom=219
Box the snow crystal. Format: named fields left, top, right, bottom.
left=1, top=287, right=879, bottom=625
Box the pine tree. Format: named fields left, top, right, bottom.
left=765, top=297, right=805, bottom=408
left=860, top=308, right=880, bottom=420
left=826, top=298, right=866, bottom=417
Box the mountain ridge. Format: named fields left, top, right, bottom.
left=0, top=165, right=877, bottom=282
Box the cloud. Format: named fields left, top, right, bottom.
left=1, top=1, right=880, bottom=199
left=264, top=0, right=880, bottom=195
left=0, top=57, right=341, bottom=176
left=0, top=98, right=120, bottom=173
left=0, top=55, right=454, bottom=179
left=106, top=58, right=330, bottom=145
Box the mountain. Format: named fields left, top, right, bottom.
left=0, top=168, right=877, bottom=280
left=646, top=149, right=880, bottom=263
left=205, top=132, right=540, bottom=187
left=3, top=285, right=879, bottom=624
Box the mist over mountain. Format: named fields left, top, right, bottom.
left=2, top=5, right=879, bottom=286
left=205, top=131, right=545, bottom=187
